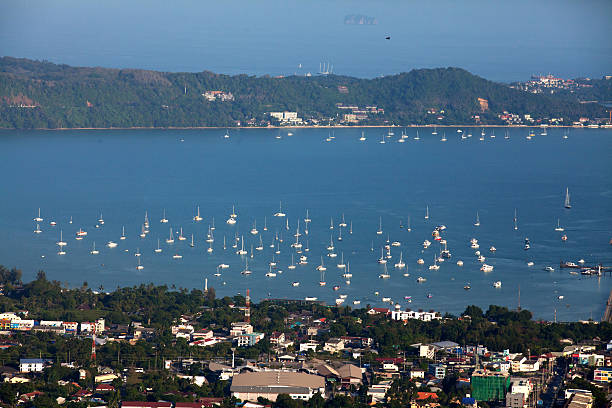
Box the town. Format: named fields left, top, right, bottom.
left=0, top=274, right=610, bottom=408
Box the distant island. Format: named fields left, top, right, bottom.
left=344, top=14, right=377, bottom=25
left=0, top=57, right=610, bottom=129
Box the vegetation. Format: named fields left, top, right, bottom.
left=0, top=57, right=606, bottom=129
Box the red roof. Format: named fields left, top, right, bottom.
left=417, top=392, right=439, bottom=400
left=121, top=403, right=173, bottom=408
left=96, top=384, right=115, bottom=391
left=175, top=403, right=204, bottom=408
left=372, top=307, right=390, bottom=314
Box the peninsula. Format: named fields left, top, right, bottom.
left=0, top=57, right=609, bottom=129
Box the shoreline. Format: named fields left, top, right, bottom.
left=0, top=124, right=610, bottom=131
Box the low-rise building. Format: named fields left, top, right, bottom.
left=237, top=332, right=264, bottom=347
left=299, top=341, right=319, bottom=352
left=19, top=358, right=47, bottom=373
left=428, top=363, right=446, bottom=379
left=230, top=322, right=253, bottom=337
left=323, top=338, right=345, bottom=354
left=230, top=370, right=325, bottom=402
left=594, top=367, right=612, bottom=382
left=367, top=380, right=392, bottom=403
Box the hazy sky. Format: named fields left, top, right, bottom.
left=1, top=0, right=611, bottom=81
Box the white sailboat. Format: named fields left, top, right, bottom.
left=514, top=209, right=518, bottom=231
left=359, top=131, right=366, bottom=141
left=57, top=243, right=66, bottom=256
left=136, top=257, right=144, bottom=270
left=237, top=235, right=247, bottom=255
left=190, top=234, right=195, bottom=247
left=155, top=239, right=162, bottom=253
left=414, top=130, right=420, bottom=140
left=406, top=216, right=411, bottom=232
left=90, top=242, right=99, bottom=255
left=564, top=188, right=571, bottom=209
left=160, top=209, right=169, bottom=223
left=166, top=228, right=174, bottom=244
left=224, top=129, right=230, bottom=139
left=554, top=219, right=564, bottom=232
left=337, top=252, right=346, bottom=269
left=441, top=132, right=447, bottom=142
left=178, top=227, right=186, bottom=241
left=377, top=216, right=383, bottom=235
left=288, top=254, right=296, bottom=270
left=34, top=223, right=42, bottom=234
left=226, top=205, right=237, bottom=224
left=33, top=208, right=43, bottom=222
left=425, top=206, right=429, bottom=220
left=256, top=235, right=264, bottom=251
left=193, top=206, right=203, bottom=222
left=250, top=220, right=258, bottom=235
left=274, top=201, right=286, bottom=217
left=379, top=263, right=390, bottom=279
left=57, top=230, right=67, bottom=247
left=120, top=226, right=126, bottom=240
left=394, top=251, right=405, bottom=269
left=98, top=212, right=104, bottom=225
left=474, top=211, right=480, bottom=227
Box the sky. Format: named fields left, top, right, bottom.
left=1, top=0, right=611, bottom=82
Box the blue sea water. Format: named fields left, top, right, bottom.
left=1, top=0, right=611, bottom=82
left=0, top=127, right=611, bottom=321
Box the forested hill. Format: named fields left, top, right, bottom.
left=0, top=57, right=605, bottom=129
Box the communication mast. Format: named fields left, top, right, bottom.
left=91, top=324, right=96, bottom=361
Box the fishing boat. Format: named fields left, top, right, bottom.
left=274, top=201, right=286, bottom=217
left=292, top=282, right=300, bottom=287
left=417, top=276, right=426, bottom=283
left=193, top=206, right=203, bottom=222
left=544, top=266, right=555, bottom=272
left=489, top=246, right=496, bottom=252
left=464, top=284, right=471, bottom=290
left=564, top=188, right=571, bottom=209
left=493, top=281, right=502, bottom=288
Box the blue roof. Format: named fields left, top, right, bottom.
left=20, top=358, right=44, bottom=364
left=462, top=397, right=476, bottom=405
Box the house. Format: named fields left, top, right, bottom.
left=367, top=307, right=390, bottom=315
left=20, top=358, right=48, bottom=373
left=419, top=344, right=436, bottom=359
left=428, top=363, right=446, bottom=379
left=230, top=370, right=325, bottom=402
left=269, top=332, right=285, bottom=345
left=192, top=330, right=214, bottom=341
left=340, top=336, right=373, bottom=348
left=230, top=322, right=253, bottom=337
left=95, top=383, right=115, bottom=392
left=337, top=364, right=362, bottom=386
left=323, top=338, right=345, bottom=354
left=190, top=337, right=222, bottom=347
left=237, top=332, right=264, bottom=347
left=18, top=391, right=43, bottom=403
left=121, top=403, right=173, bottom=408
left=416, top=392, right=439, bottom=401
left=299, top=341, right=319, bottom=352
left=410, top=369, right=425, bottom=379
left=391, top=309, right=441, bottom=322
left=368, top=380, right=392, bottom=403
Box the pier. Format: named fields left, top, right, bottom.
left=602, top=289, right=612, bottom=322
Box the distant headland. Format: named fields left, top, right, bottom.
left=0, top=57, right=609, bottom=130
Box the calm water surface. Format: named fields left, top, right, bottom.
left=0, top=127, right=611, bottom=321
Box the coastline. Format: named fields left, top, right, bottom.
left=1, top=124, right=610, bottom=131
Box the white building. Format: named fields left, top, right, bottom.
left=299, top=341, right=319, bottom=352
left=391, top=310, right=441, bottom=322
left=230, top=322, right=253, bottom=337
left=230, top=371, right=325, bottom=402
left=19, top=359, right=45, bottom=373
